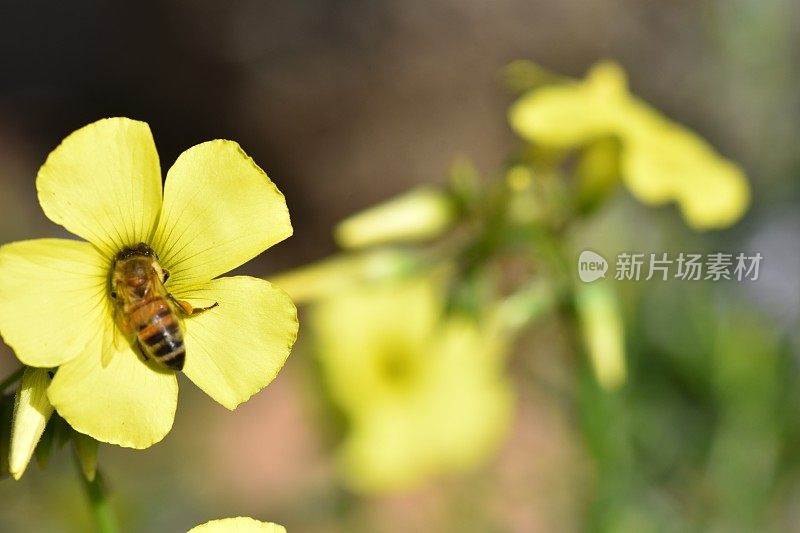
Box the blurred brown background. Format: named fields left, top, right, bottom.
left=2, top=0, right=796, bottom=268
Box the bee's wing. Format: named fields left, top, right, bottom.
left=103, top=280, right=132, bottom=367
left=102, top=309, right=129, bottom=367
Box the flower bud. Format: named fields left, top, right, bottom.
left=9, top=368, right=54, bottom=479
left=73, top=430, right=98, bottom=481
left=334, top=187, right=455, bottom=249
left=575, top=283, right=626, bottom=391
left=270, top=250, right=413, bottom=304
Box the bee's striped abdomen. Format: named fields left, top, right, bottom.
left=132, top=297, right=185, bottom=371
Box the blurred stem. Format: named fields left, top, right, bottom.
left=76, top=459, right=119, bottom=533
left=553, top=240, right=632, bottom=532
left=0, top=367, right=25, bottom=393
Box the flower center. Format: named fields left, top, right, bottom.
left=376, top=349, right=419, bottom=390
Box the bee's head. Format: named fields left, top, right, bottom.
left=115, top=242, right=157, bottom=261
left=111, top=243, right=161, bottom=299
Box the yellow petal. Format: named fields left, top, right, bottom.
left=508, top=61, right=631, bottom=147
left=334, top=187, right=455, bottom=249
left=176, top=276, right=297, bottom=410
left=621, top=116, right=750, bottom=230
left=0, top=239, right=108, bottom=367
left=36, top=118, right=162, bottom=257
left=425, top=318, right=513, bottom=469
left=187, top=517, right=286, bottom=533
left=152, top=141, right=291, bottom=291
left=339, top=406, right=428, bottom=492
left=10, top=368, right=54, bottom=480
left=311, top=280, right=439, bottom=412
left=47, top=335, right=178, bottom=449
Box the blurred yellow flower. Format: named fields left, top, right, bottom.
left=509, top=61, right=749, bottom=230
left=0, top=118, right=297, bottom=449
left=187, top=517, right=286, bottom=533
left=311, top=279, right=513, bottom=492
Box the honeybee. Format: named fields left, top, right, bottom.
left=110, top=243, right=217, bottom=371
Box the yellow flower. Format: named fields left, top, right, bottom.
left=311, top=279, right=512, bottom=492
left=0, top=118, right=298, bottom=449
left=508, top=61, right=749, bottom=230
left=187, top=517, right=286, bottom=533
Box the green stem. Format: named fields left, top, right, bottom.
left=76, top=459, right=120, bottom=533
left=0, top=367, right=25, bottom=393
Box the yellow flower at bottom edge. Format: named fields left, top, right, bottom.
left=508, top=61, right=749, bottom=230
left=187, top=517, right=286, bottom=533
left=0, top=118, right=298, bottom=449
left=311, top=279, right=513, bottom=493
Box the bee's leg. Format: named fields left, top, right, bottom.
left=162, top=269, right=170, bottom=283
left=169, top=294, right=219, bottom=316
